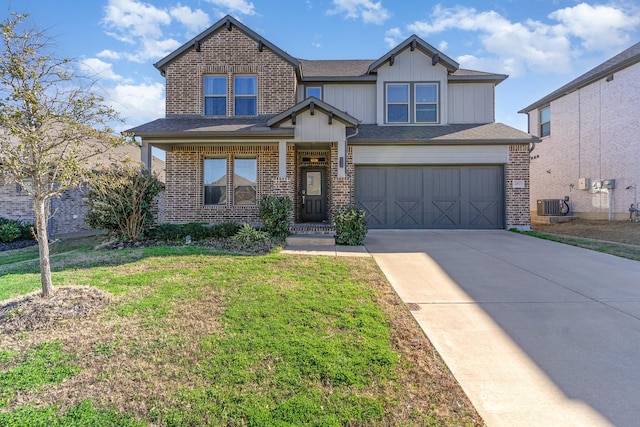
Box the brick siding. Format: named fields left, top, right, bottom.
left=505, top=144, right=531, bottom=228
left=164, top=26, right=297, bottom=116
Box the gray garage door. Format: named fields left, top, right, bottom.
left=355, top=165, right=504, bottom=229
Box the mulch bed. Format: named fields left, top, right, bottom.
left=0, top=287, right=113, bottom=335
left=0, top=239, right=38, bottom=252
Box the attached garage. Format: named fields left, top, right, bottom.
left=356, top=165, right=504, bottom=229
left=352, top=144, right=509, bottom=229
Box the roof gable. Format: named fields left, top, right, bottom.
left=154, top=15, right=300, bottom=74
left=267, top=97, right=359, bottom=128
left=367, top=35, right=459, bottom=74
left=520, top=41, right=640, bottom=113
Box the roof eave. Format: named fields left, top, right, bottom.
left=349, top=138, right=537, bottom=145
left=299, top=76, right=377, bottom=82
left=154, top=15, right=300, bottom=74
left=519, top=50, right=640, bottom=113
left=367, top=35, right=459, bottom=74
left=134, top=130, right=295, bottom=139
left=449, top=75, right=508, bottom=85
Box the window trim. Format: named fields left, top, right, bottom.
left=203, top=157, right=227, bottom=206
left=385, top=83, right=410, bottom=124
left=385, top=82, right=440, bottom=124
left=234, top=75, right=258, bottom=116
left=539, top=106, right=550, bottom=137
left=414, top=83, right=439, bottom=123
left=203, top=75, right=227, bottom=116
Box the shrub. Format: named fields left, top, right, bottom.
left=181, top=222, right=210, bottom=241
left=19, top=221, right=35, bottom=240
left=234, top=223, right=270, bottom=243
left=333, top=206, right=368, bottom=246
left=258, top=195, right=292, bottom=239
left=209, top=222, right=241, bottom=239
left=150, top=223, right=184, bottom=241
left=85, top=164, right=163, bottom=241
left=0, top=221, right=21, bottom=243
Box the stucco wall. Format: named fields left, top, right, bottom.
left=528, top=62, right=640, bottom=219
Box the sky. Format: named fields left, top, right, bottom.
left=2, top=0, right=640, bottom=134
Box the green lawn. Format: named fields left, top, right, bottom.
left=0, top=238, right=480, bottom=426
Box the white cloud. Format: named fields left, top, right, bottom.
left=328, top=0, right=391, bottom=25
left=550, top=3, right=640, bottom=50
left=79, top=58, right=125, bottom=81
left=96, top=49, right=122, bottom=60
left=101, top=0, right=212, bottom=63
left=384, top=27, right=403, bottom=47
left=403, top=3, right=640, bottom=76
left=204, top=0, right=256, bottom=16
left=438, top=40, right=448, bottom=52
left=170, top=5, right=210, bottom=31
left=108, top=82, right=165, bottom=124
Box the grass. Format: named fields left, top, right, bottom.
left=0, top=238, right=481, bottom=426
left=515, top=229, right=640, bottom=262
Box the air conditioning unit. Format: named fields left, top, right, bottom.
left=537, top=199, right=568, bottom=216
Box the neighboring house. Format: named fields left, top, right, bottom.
left=0, top=144, right=165, bottom=236
left=520, top=41, right=640, bottom=221
left=128, top=15, right=535, bottom=230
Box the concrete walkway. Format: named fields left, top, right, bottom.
left=363, top=230, right=640, bottom=427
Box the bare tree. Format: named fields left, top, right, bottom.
left=0, top=13, right=127, bottom=297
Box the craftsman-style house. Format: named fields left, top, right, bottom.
left=128, top=15, right=536, bottom=230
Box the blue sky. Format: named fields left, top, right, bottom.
left=3, top=0, right=640, bottom=133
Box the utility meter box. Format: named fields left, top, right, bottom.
left=578, top=177, right=590, bottom=190
left=603, top=179, right=616, bottom=189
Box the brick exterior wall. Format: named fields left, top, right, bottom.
left=505, top=144, right=531, bottom=229
left=164, top=144, right=297, bottom=225
left=164, top=26, right=297, bottom=116
left=330, top=143, right=354, bottom=219
left=0, top=178, right=92, bottom=236
left=528, top=62, right=640, bottom=220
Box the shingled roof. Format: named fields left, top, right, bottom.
left=519, top=41, right=640, bottom=113
left=349, top=123, right=537, bottom=144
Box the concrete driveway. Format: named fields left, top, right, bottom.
left=364, top=230, right=640, bottom=427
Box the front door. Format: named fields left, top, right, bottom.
left=300, top=168, right=327, bottom=222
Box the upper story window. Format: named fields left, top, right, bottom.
left=386, top=84, right=409, bottom=123
left=305, top=86, right=322, bottom=99
left=204, top=76, right=227, bottom=116
left=234, top=75, right=257, bottom=115
left=415, top=84, right=438, bottom=123
left=539, top=106, right=550, bottom=137
left=386, top=82, right=439, bottom=124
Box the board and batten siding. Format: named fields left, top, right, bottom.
left=352, top=145, right=509, bottom=165
left=297, top=84, right=376, bottom=124
left=375, top=49, right=450, bottom=125
left=448, top=83, right=495, bottom=124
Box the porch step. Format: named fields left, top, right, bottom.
left=285, top=235, right=335, bottom=246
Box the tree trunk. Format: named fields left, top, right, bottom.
left=35, top=197, right=54, bottom=297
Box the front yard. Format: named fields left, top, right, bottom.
left=0, top=239, right=482, bottom=426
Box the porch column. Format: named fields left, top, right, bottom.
left=278, top=141, right=287, bottom=178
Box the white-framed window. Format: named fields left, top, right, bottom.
left=234, top=75, right=257, bottom=115
left=539, top=106, right=550, bottom=137
left=233, top=158, right=257, bottom=205
left=386, top=82, right=439, bottom=124
left=305, top=86, right=322, bottom=99
left=203, top=76, right=227, bottom=116
left=415, top=83, right=438, bottom=123
left=203, top=158, right=227, bottom=205
left=386, top=84, right=409, bottom=123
